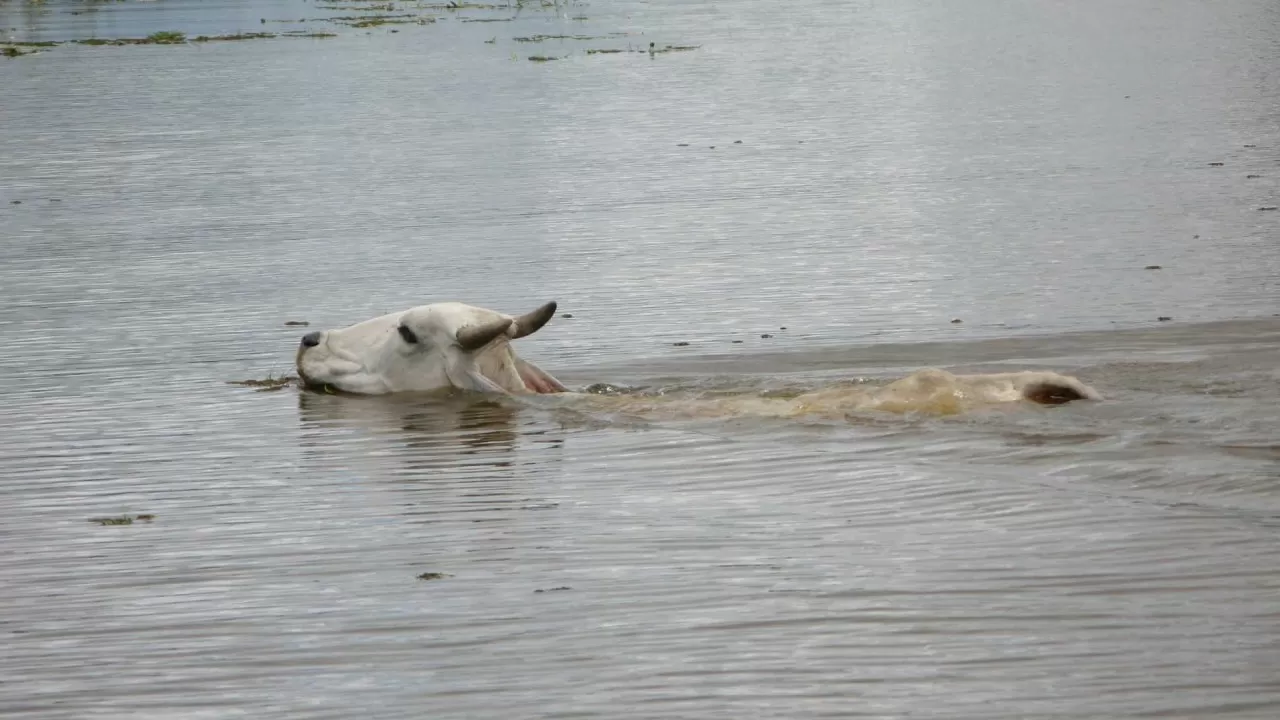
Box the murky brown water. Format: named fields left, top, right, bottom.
left=3, top=0, right=1280, bottom=718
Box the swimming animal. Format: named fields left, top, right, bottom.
left=295, top=300, right=566, bottom=395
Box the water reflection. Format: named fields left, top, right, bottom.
left=297, top=389, right=564, bottom=473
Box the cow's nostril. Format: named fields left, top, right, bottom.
left=301, top=332, right=322, bottom=348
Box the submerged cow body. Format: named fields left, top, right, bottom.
left=295, top=300, right=567, bottom=395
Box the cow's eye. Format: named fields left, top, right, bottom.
left=397, top=325, right=420, bottom=344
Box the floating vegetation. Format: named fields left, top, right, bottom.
left=89, top=514, right=155, bottom=526
left=330, top=14, right=435, bottom=28
left=527, top=55, right=563, bottom=62
left=191, top=33, right=276, bottom=42
left=514, top=34, right=608, bottom=42
left=281, top=31, right=339, bottom=38
left=6, top=40, right=59, bottom=47
left=586, top=43, right=701, bottom=56
left=426, top=2, right=508, bottom=9
left=317, top=3, right=400, bottom=9
left=227, top=375, right=299, bottom=392
left=2, top=46, right=33, bottom=57
left=146, top=30, right=186, bottom=44
left=462, top=17, right=515, bottom=22
left=75, top=31, right=188, bottom=46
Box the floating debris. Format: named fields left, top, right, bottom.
left=534, top=586, right=571, bottom=593
left=515, top=34, right=604, bottom=42
left=462, top=17, right=514, bottom=22
left=428, top=1, right=509, bottom=9
left=950, top=318, right=963, bottom=324
left=148, top=31, right=186, bottom=44
left=75, top=31, right=189, bottom=46
left=1247, top=174, right=1262, bottom=179
left=1157, top=316, right=1172, bottom=322
left=227, top=375, right=298, bottom=392
left=561, top=313, right=574, bottom=318
left=731, top=340, right=743, bottom=344
left=1144, top=265, right=1162, bottom=270
left=416, top=572, right=452, bottom=580
left=191, top=33, right=277, bottom=42
left=672, top=341, right=690, bottom=347
left=527, top=55, right=563, bottom=62
left=89, top=515, right=153, bottom=526
left=761, top=333, right=774, bottom=339
left=284, top=320, right=310, bottom=326
left=1259, top=206, right=1278, bottom=211
left=326, top=14, right=433, bottom=28
left=1208, top=162, right=1224, bottom=167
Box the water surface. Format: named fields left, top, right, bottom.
left=3, top=0, right=1280, bottom=717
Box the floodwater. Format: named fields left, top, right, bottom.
left=3, top=0, right=1280, bottom=717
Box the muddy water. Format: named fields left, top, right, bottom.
left=3, top=0, right=1280, bottom=718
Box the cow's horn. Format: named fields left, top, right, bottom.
left=456, top=317, right=513, bottom=351
left=511, top=301, right=557, bottom=339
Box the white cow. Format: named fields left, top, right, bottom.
left=295, top=300, right=568, bottom=395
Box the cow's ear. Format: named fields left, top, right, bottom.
left=397, top=325, right=420, bottom=344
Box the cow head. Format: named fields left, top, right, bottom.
left=295, top=300, right=567, bottom=396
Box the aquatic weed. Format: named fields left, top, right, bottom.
left=145, top=31, right=186, bottom=44
left=227, top=375, right=299, bottom=392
